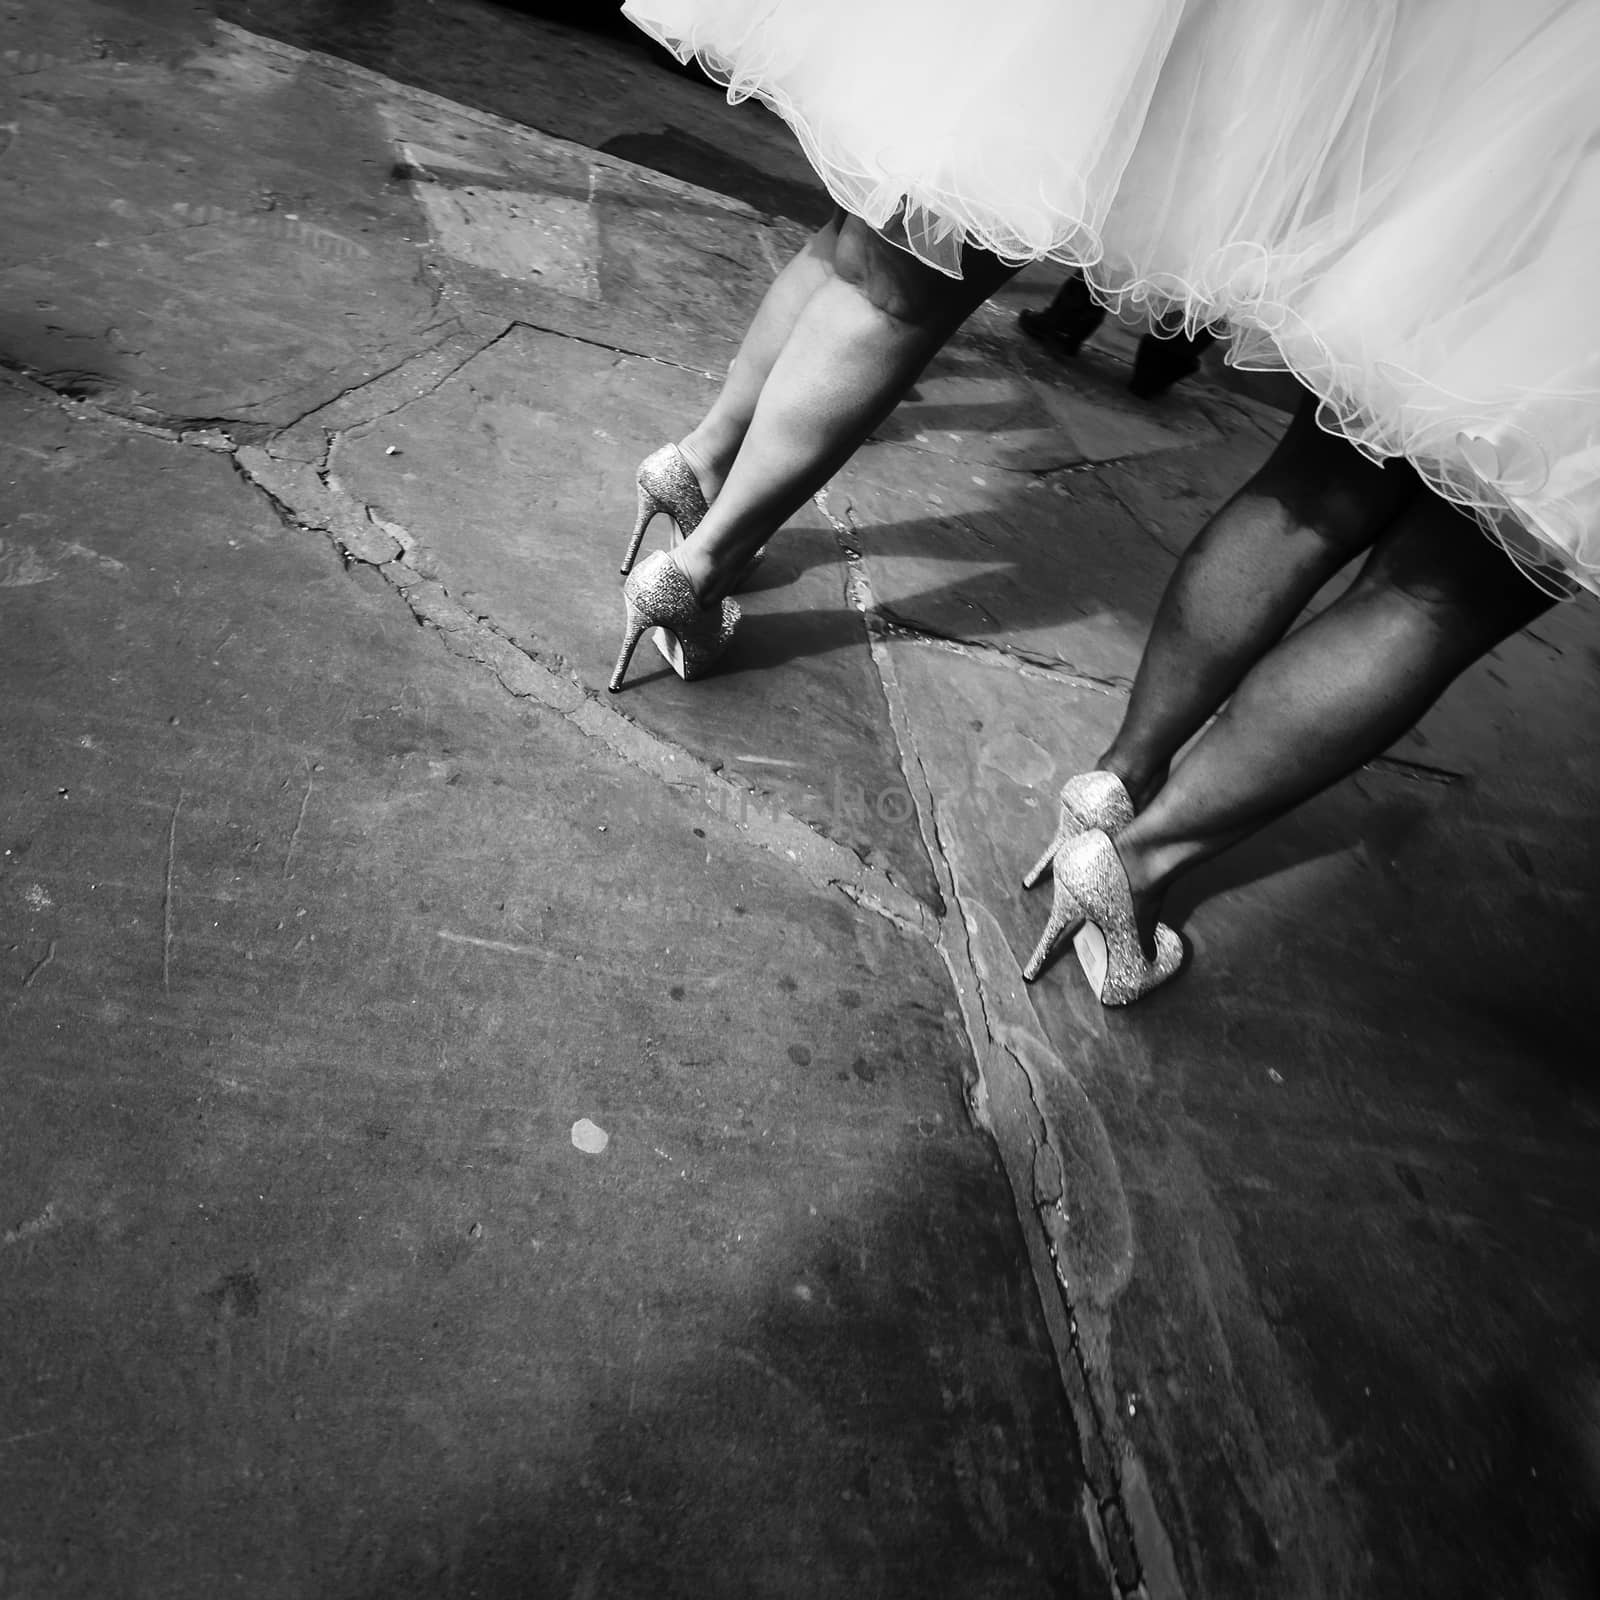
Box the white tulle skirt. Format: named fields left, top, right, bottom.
left=621, top=0, right=1600, bottom=596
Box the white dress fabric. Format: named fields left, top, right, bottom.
left=621, top=0, right=1600, bottom=596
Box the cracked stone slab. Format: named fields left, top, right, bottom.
left=1027, top=358, right=1224, bottom=466
left=211, top=0, right=828, bottom=226
left=870, top=342, right=1084, bottom=475
left=1094, top=420, right=1277, bottom=560
left=356, top=35, right=810, bottom=374
left=235, top=446, right=404, bottom=565
left=259, top=320, right=514, bottom=466
left=324, top=322, right=940, bottom=908
left=829, top=439, right=1176, bottom=688
left=880, top=300, right=1227, bottom=478
left=879, top=623, right=1600, bottom=1599
left=406, top=161, right=804, bottom=376
left=0, top=373, right=1102, bottom=1598
left=0, top=24, right=456, bottom=425
left=0, top=7, right=807, bottom=419
left=409, top=182, right=603, bottom=299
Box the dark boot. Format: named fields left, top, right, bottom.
left=1129, top=325, right=1217, bottom=398
left=1018, top=273, right=1107, bottom=357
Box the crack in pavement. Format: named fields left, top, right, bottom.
left=0, top=354, right=279, bottom=445
left=224, top=423, right=936, bottom=937
left=0, top=322, right=467, bottom=448
left=511, top=319, right=720, bottom=381
left=1364, top=753, right=1465, bottom=786
left=867, top=604, right=1134, bottom=694
left=816, top=475, right=1173, bottom=1599
left=818, top=488, right=1133, bottom=693
left=3, top=197, right=384, bottom=268
left=241, top=320, right=1172, bottom=1596
left=8, top=251, right=1158, bottom=1596
left=262, top=321, right=512, bottom=464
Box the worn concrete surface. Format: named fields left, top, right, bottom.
left=323, top=324, right=937, bottom=904
left=0, top=371, right=1097, bottom=1596
left=217, top=0, right=836, bottom=228
left=4, top=4, right=1599, bottom=1599
left=882, top=621, right=1600, bottom=1599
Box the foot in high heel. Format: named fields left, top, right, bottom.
left=621, top=444, right=709, bottom=575
left=620, top=442, right=769, bottom=586
left=609, top=548, right=740, bottom=692
left=1021, top=770, right=1135, bottom=890
left=1022, top=828, right=1183, bottom=1005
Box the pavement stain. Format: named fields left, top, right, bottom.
left=202, top=1267, right=262, bottom=1319
left=1, top=1200, right=61, bottom=1249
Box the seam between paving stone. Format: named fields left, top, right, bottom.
left=213, top=21, right=772, bottom=224
left=818, top=486, right=1135, bottom=693
left=228, top=448, right=938, bottom=939
left=0, top=360, right=934, bottom=935
left=267, top=323, right=522, bottom=464
left=0, top=317, right=476, bottom=445
left=3, top=31, right=1179, bottom=1581
left=816, top=480, right=1178, bottom=1600
left=8, top=349, right=1162, bottom=1594
left=867, top=608, right=1133, bottom=694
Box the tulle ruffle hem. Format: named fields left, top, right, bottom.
left=621, top=0, right=1600, bottom=596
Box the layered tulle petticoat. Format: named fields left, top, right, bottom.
left=621, top=0, right=1600, bottom=595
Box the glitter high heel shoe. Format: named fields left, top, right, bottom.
left=1022, top=828, right=1183, bottom=1005
left=620, top=444, right=708, bottom=576
left=608, top=548, right=739, bottom=692
left=1021, top=770, right=1135, bottom=890
left=620, top=443, right=767, bottom=585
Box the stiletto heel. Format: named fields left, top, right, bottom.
left=1022, top=770, right=1135, bottom=890
left=610, top=594, right=652, bottom=694
left=620, top=444, right=709, bottom=575
left=619, top=442, right=769, bottom=586
left=1023, top=829, right=1183, bottom=1005
left=1023, top=873, right=1088, bottom=982
left=608, top=549, right=740, bottom=692
left=621, top=482, right=659, bottom=576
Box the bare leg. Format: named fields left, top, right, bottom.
left=1097, top=394, right=1418, bottom=807
left=675, top=213, right=1017, bottom=603
left=1114, top=493, right=1559, bottom=941
left=677, top=210, right=846, bottom=501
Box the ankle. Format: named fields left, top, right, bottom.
left=1108, top=830, right=1173, bottom=950
left=673, top=543, right=715, bottom=607
left=1095, top=749, right=1168, bottom=813
left=1111, top=830, right=1158, bottom=897
left=678, top=432, right=731, bottom=502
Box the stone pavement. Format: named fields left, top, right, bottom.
left=2, top=5, right=1598, bottom=1598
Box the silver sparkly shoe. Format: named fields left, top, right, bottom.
left=1021, top=770, right=1136, bottom=890
left=620, top=442, right=769, bottom=586
left=621, top=444, right=708, bottom=575
left=608, top=548, right=740, bottom=692
left=1022, top=828, right=1183, bottom=1005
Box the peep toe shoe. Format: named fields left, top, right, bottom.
left=608, top=548, right=739, bottom=692
left=1022, top=828, right=1184, bottom=1006
left=1021, top=770, right=1135, bottom=890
